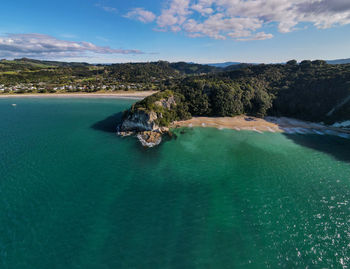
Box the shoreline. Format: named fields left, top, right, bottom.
left=173, top=116, right=350, bottom=136
left=0, top=91, right=157, bottom=99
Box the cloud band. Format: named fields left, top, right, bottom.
left=0, top=33, right=143, bottom=59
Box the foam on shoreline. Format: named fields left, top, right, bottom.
left=173, top=116, right=350, bottom=138
left=137, top=134, right=162, bottom=147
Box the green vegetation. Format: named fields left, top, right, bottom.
left=0, top=58, right=220, bottom=92
left=127, top=60, right=350, bottom=126
left=125, top=90, right=191, bottom=127
left=2, top=58, right=349, bottom=125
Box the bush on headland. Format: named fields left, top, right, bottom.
left=124, top=90, right=191, bottom=127
left=125, top=61, right=350, bottom=126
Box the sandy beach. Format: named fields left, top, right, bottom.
left=0, top=91, right=157, bottom=99
left=173, top=115, right=350, bottom=136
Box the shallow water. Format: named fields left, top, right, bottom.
left=0, top=98, right=349, bottom=268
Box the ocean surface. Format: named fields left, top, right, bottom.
left=0, top=98, right=349, bottom=269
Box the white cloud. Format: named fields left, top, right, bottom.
left=191, top=0, right=214, bottom=15
left=95, top=3, right=118, bottom=14
left=124, top=8, right=156, bottom=23
left=0, top=33, right=143, bottom=59
left=237, top=32, right=274, bottom=41
left=157, top=0, right=191, bottom=28
left=125, top=0, right=350, bottom=41
left=183, top=13, right=263, bottom=40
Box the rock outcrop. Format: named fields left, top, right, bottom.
left=117, top=93, right=177, bottom=147
left=154, top=95, right=176, bottom=110
left=137, top=131, right=163, bottom=147
left=120, top=109, right=160, bottom=133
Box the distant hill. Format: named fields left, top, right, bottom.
left=223, top=63, right=253, bottom=72
left=207, top=62, right=241, bottom=68
left=14, top=58, right=91, bottom=67
left=0, top=58, right=221, bottom=87
left=169, top=62, right=219, bottom=74
left=327, top=58, right=350, bottom=64
left=208, top=58, right=350, bottom=67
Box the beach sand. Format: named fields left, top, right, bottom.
left=0, top=91, right=157, bottom=99
left=173, top=115, right=350, bottom=135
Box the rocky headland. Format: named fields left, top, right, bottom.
left=117, top=60, right=350, bottom=147
left=118, top=90, right=350, bottom=147
left=117, top=90, right=189, bottom=147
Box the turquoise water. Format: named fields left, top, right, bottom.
left=0, top=98, right=349, bottom=269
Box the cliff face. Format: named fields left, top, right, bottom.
left=120, top=110, right=160, bottom=132
left=118, top=92, right=179, bottom=147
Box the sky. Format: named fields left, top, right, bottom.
left=1, top=0, right=350, bottom=63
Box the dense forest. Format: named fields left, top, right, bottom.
left=127, top=60, right=350, bottom=124
left=2, top=58, right=350, bottom=124
left=0, top=58, right=220, bottom=86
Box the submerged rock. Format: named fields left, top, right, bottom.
left=137, top=131, right=162, bottom=147
left=117, top=131, right=134, bottom=137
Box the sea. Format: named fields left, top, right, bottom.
left=0, top=97, right=349, bottom=269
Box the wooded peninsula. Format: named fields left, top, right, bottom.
left=2, top=58, right=350, bottom=143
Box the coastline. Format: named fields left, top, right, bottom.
left=173, top=116, right=350, bottom=136
left=0, top=91, right=157, bottom=99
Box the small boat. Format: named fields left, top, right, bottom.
left=12, top=104, right=17, bottom=107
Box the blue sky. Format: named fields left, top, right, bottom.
left=1, top=0, right=350, bottom=63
